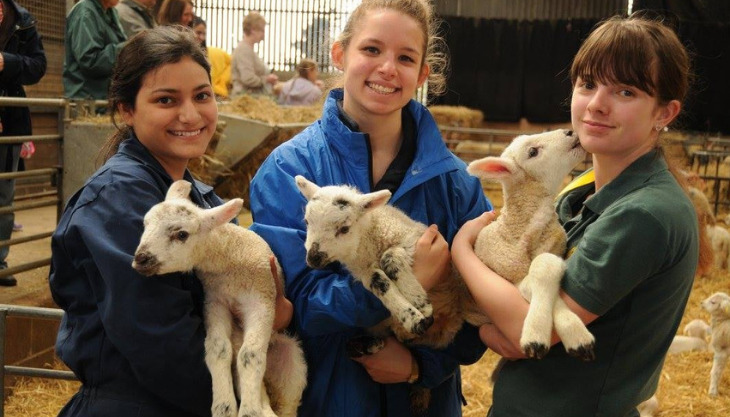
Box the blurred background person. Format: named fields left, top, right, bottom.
left=0, top=0, right=47, bottom=286
left=157, top=0, right=193, bottom=27
left=192, top=16, right=230, bottom=100
left=63, top=0, right=127, bottom=100
left=230, top=11, right=277, bottom=97
left=117, top=0, right=158, bottom=38
left=276, top=58, right=323, bottom=106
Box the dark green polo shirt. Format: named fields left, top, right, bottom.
left=489, top=150, right=698, bottom=417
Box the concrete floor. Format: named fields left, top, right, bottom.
left=0, top=204, right=56, bottom=307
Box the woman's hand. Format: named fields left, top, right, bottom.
left=479, top=323, right=526, bottom=359
left=266, top=73, right=279, bottom=85
left=453, top=211, right=496, bottom=250
left=412, top=225, right=450, bottom=292
left=270, top=256, right=293, bottom=331
left=351, top=336, right=413, bottom=383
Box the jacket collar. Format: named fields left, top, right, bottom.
left=584, top=149, right=667, bottom=215
left=321, top=89, right=464, bottom=199
left=116, top=134, right=215, bottom=196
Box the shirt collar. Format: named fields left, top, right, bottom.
left=585, top=149, right=667, bottom=215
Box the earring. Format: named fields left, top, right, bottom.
left=654, top=125, right=663, bottom=132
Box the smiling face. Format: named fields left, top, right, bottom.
left=120, top=56, right=217, bottom=179
left=332, top=9, right=429, bottom=125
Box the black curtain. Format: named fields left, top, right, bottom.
left=434, top=17, right=598, bottom=123
left=631, top=1, right=730, bottom=134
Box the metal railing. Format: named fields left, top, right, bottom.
left=0, top=304, right=76, bottom=417
left=0, top=97, right=68, bottom=280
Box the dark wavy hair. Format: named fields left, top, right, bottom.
left=97, top=25, right=210, bottom=165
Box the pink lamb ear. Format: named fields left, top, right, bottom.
left=166, top=180, right=192, bottom=201
left=203, top=198, right=243, bottom=231
left=295, top=175, right=320, bottom=200
left=361, top=189, right=391, bottom=212
left=466, top=157, right=514, bottom=180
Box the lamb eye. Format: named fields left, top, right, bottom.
left=176, top=231, right=189, bottom=241
left=528, top=147, right=539, bottom=158
left=336, top=226, right=350, bottom=236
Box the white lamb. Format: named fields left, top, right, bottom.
left=464, top=129, right=595, bottom=360
left=132, top=180, right=307, bottom=417
left=294, top=175, right=463, bottom=349
left=295, top=175, right=467, bottom=414
left=701, top=291, right=730, bottom=396
left=683, top=318, right=711, bottom=339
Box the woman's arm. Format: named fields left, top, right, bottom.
left=452, top=213, right=598, bottom=355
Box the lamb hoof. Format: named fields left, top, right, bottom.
left=346, top=335, right=385, bottom=358
left=412, top=315, right=434, bottom=336
left=522, top=342, right=549, bottom=359
left=567, top=342, right=595, bottom=361
left=212, top=401, right=237, bottom=417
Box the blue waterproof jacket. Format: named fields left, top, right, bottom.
left=50, top=136, right=218, bottom=417
left=249, top=89, right=492, bottom=417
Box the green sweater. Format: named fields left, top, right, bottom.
left=63, top=0, right=126, bottom=99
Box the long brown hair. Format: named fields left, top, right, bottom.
left=572, top=14, right=710, bottom=275
left=96, top=25, right=211, bottom=166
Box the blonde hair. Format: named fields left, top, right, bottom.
left=243, top=11, right=266, bottom=35
left=296, top=58, right=317, bottom=78
left=336, top=0, right=448, bottom=96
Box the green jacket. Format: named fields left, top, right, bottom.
left=63, top=0, right=126, bottom=99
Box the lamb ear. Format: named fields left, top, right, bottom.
left=295, top=175, right=320, bottom=200
left=166, top=180, right=192, bottom=201
left=202, top=198, right=244, bottom=232
left=360, top=189, right=391, bottom=212
left=467, top=156, right=516, bottom=180
left=722, top=298, right=730, bottom=316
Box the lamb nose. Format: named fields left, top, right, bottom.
left=565, top=130, right=574, bottom=136
left=134, top=252, right=151, bottom=265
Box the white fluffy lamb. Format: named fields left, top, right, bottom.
left=295, top=175, right=468, bottom=414
left=701, top=291, right=730, bottom=396
left=132, top=180, right=307, bottom=417
left=294, top=175, right=463, bottom=349
left=463, top=129, right=595, bottom=360
left=684, top=318, right=712, bottom=339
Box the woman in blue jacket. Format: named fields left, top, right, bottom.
left=49, top=26, right=288, bottom=417
left=249, top=1, right=492, bottom=416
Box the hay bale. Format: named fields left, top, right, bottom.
left=428, top=105, right=484, bottom=128
left=214, top=126, right=306, bottom=206
left=219, top=95, right=321, bottom=125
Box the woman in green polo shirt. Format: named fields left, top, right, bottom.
left=452, top=14, right=710, bottom=417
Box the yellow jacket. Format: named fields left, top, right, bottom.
left=207, top=47, right=231, bottom=99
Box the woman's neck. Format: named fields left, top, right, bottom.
left=592, top=145, right=654, bottom=191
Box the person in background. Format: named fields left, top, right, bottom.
left=276, top=58, right=323, bottom=106
left=452, top=14, right=707, bottom=417
left=50, top=25, right=291, bottom=416
left=63, top=0, right=126, bottom=100
left=0, top=0, right=47, bottom=287
left=230, top=11, right=277, bottom=97
left=156, top=0, right=193, bottom=27
left=116, top=0, right=158, bottom=38
left=248, top=0, right=491, bottom=416
left=191, top=16, right=231, bottom=100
